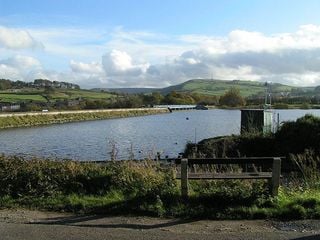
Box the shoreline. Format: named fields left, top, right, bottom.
left=0, top=108, right=169, bottom=129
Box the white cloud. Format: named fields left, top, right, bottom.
left=0, top=55, right=42, bottom=80
left=1, top=55, right=41, bottom=69
left=102, top=50, right=149, bottom=76
left=181, top=24, right=320, bottom=54
left=3, top=25, right=320, bottom=88
left=0, top=26, right=43, bottom=49
left=70, top=60, right=104, bottom=74
left=0, top=64, right=21, bottom=79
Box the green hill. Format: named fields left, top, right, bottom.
left=1, top=79, right=317, bottom=105
left=102, top=79, right=315, bottom=98
left=160, top=79, right=311, bottom=97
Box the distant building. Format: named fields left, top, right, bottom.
left=0, top=103, right=21, bottom=112
left=67, top=99, right=80, bottom=107
left=33, top=79, right=80, bottom=89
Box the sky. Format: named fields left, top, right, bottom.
left=1, top=0, right=320, bottom=88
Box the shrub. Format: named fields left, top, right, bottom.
left=219, top=87, right=246, bottom=107
left=276, top=114, right=320, bottom=155
left=108, top=160, right=177, bottom=197
left=0, top=156, right=114, bottom=197
left=0, top=156, right=178, bottom=200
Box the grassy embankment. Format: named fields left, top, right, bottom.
left=0, top=155, right=319, bottom=219
left=0, top=108, right=168, bottom=129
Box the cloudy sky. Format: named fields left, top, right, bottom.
left=1, top=0, right=320, bottom=88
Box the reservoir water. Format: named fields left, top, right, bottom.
left=1, top=109, right=320, bottom=161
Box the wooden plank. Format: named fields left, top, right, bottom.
left=181, top=159, right=188, bottom=198
left=174, top=157, right=284, bottom=165
left=271, top=158, right=281, bottom=196
left=176, top=172, right=272, bottom=179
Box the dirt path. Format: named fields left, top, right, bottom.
left=0, top=209, right=319, bottom=240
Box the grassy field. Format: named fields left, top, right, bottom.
left=48, top=89, right=116, bottom=100
left=0, top=88, right=117, bottom=103
left=0, top=93, right=47, bottom=102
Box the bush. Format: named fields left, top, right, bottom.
left=276, top=114, right=320, bottom=155
left=187, top=114, right=320, bottom=162
left=107, top=160, right=177, bottom=197
left=0, top=156, right=178, bottom=200
left=219, top=87, right=246, bottom=107
left=0, top=156, right=113, bottom=197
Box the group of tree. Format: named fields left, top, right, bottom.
left=0, top=79, right=28, bottom=90
left=218, top=87, right=246, bottom=107
left=0, top=79, right=79, bottom=90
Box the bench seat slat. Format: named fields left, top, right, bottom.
left=176, top=172, right=272, bottom=179
left=175, top=157, right=284, bottom=165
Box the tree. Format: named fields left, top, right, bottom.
left=219, top=87, right=246, bottom=107
left=162, top=91, right=195, bottom=104
left=0, top=79, right=12, bottom=90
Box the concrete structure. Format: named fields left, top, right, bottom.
left=240, top=109, right=273, bottom=134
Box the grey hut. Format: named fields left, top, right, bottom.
left=240, top=109, right=273, bottom=134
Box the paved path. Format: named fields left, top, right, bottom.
left=0, top=209, right=319, bottom=240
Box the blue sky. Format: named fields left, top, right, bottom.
left=1, top=0, right=320, bottom=88
left=2, top=0, right=320, bottom=34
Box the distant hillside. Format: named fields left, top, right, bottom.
left=0, top=78, right=80, bottom=90
left=98, top=79, right=315, bottom=98
left=92, top=88, right=160, bottom=94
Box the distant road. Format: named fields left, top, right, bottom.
left=0, top=108, right=168, bottom=118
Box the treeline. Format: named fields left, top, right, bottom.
left=1, top=86, right=247, bottom=111
left=0, top=79, right=80, bottom=90
left=106, top=88, right=245, bottom=108
left=10, top=92, right=219, bottom=111
left=82, top=91, right=220, bottom=109
left=247, top=95, right=320, bottom=105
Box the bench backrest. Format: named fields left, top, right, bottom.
left=176, top=157, right=282, bottom=197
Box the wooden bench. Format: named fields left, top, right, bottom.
left=175, top=157, right=282, bottom=197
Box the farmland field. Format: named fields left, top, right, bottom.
left=0, top=93, right=47, bottom=102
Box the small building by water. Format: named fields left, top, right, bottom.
left=0, top=102, right=21, bottom=112
left=240, top=109, right=273, bottom=134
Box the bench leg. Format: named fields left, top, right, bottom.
left=271, top=158, right=281, bottom=196
left=181, top=159, right=188, bottom=198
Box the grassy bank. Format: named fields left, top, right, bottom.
left=0, top=155, right=319, bottom=219
left=0, top=108, right=168, bottom=129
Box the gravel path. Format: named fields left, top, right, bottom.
left=0, top=209, right=319, bottom=240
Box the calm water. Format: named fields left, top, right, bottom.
left=1, top=109, right=320, bottom=161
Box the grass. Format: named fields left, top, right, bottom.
left=0, top=93, right=47, bottom=102
left=167, top=79, right=303, bottom=97
left=0, top=155, right=319, bottom=219
left=48, top=89, right=116, bottom=100
left=0, top=109, right=168, bottom=129
left=0, top=88, right=117, bottom=103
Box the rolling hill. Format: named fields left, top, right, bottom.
left=98, top=79, right=315, bottom=97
